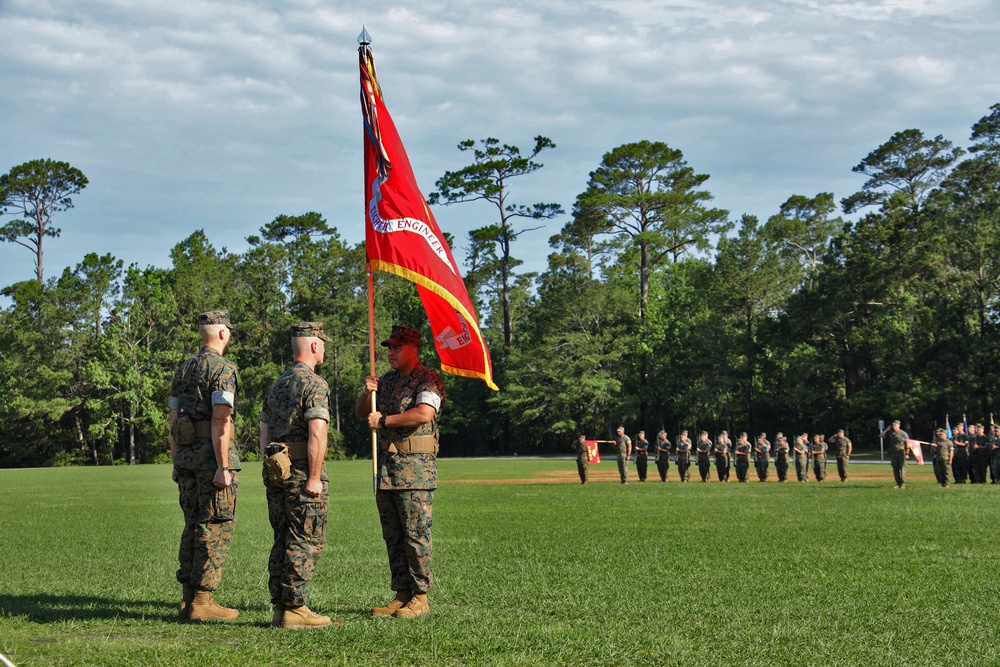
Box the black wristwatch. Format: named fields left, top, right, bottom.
left=378, top=415, right=387, bottom=429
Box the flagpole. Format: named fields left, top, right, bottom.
left=367, top=268, right=378, bottom=494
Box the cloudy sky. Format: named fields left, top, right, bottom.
left=1, top=0, right=998, bottom=292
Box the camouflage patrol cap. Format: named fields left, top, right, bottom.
left=291, top=321, right=332, bottom=341
left=381, top=325, right=421, bottom=347
left=198, top=310, right=233, bottom=328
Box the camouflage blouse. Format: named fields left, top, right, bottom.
left=932, top=437, right=953, bottom=460
left=262, top=361, right=331, bottom=444
left=376, top=364, right=446, bottom=491
left=169, top=346, right=241, bottom=470
left=829, top=435, right=852, bottom=456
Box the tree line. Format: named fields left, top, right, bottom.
left=2, top=103, right=999, bottom=467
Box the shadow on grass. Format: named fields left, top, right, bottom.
left=0, top=593, right=180, bottom=623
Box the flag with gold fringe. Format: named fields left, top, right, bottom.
left=359, top=35, right=497, bottom=390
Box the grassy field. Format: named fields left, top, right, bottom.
left=1, top=458, right=999, bottom=666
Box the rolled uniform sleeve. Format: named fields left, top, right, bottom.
left=415, top=390, right=442, bottom=414
left=212, top=390, right=235, bottom=407
left=303, top=379, right=331, bottom=423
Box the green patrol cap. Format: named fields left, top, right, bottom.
left=198, top=310, right=233, bottom=328
left=381, top=325, right=420, bottom=347
left=291, top=322, right=331, bottom=341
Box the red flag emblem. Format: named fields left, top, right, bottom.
left=585, top=440, right=600, bottom=465
left=907, top=439, right=924, bottom=465
left=359, top=43, right=497, bottom=390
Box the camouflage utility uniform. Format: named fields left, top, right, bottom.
left=262, top=361, right=331, bottom=608
left=634, top=434, right=649, bottom=482
left=734, top=441, right=751, bottom=482
left=675, top=436, right=692, bottom=482
left=828, top=434, right=852, bottom=482
left=655, top=434, right=671, bottom=482
left=574, top=437, right=589, bottom=484
left=696, top=436, right=713, bottom=482
left=375, top=363, right=445, bottom=596
left=885, top=427, right=910, bottom=488
left=773, top=435, right=789, bottom=482
left=170, top=344, right=241, bottom=593
left=713, top=436, right=731, bottom=482
left=793, top=437, right=809, bottom=482
left=754, top=438, right=771, bottom=482
left=615, top=433, right=632, bottom=484
left=932, top=435, right=953, bottom=488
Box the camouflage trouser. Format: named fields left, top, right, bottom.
left=714, top=453, right=729, bottom=481
left=794, top=456, right=809, bottom=481
left=576, top=456, right=589, bottom=483
left=890, top=450, right=906, bottom=486
left=617, top=456, right=629, bottom=483
left=176, top=468, right=237, bottom=591
left=376, top=489, right=433, bottom=594
left=775, top=455, right=788, bottom=481
left=265, top=462, right=328, bottom=607
left=837, top=455, right=849, bottom=481
left=813, top=454, right=827, bottom=481
left=933, top=457, right=950, bottom=486
left=676, top=454, right=690, bottom=481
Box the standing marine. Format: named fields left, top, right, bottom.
left=675, top=430, right=692, bottom=482
left=713, top=431, right=731, bottom=482
left=614, top=426, right=632, bottom=484
left=881, top=420, right=910, bottom=489
left=931, top=428, right=953, bottom=488
left=754, top=433, right=770, bottom=482
left=695, top=431, right=713, bottom=482
left=655, top=431, right=671, bottom=482
left=827, top=429, right=853, bottom=482
left=793, top=434, right=810, bottom=482
left=357, top=325, right=446, bottom=618
left=809, top=434, right=828, bottom=482
left=634, top=430, right=650, bottom=482
left=733, top=432, right=751, bottom=482
left=573, top=434, right=589, bottom=485
left=168, top=311, right=241, bottom=622
left=773, top=432, right=789, bottom=482
left=951, top=422, right=969, bottom=484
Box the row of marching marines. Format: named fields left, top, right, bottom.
left=572, top=420, right=999, bottom=489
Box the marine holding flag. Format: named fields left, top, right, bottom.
left=357, top=32, right=495, bottom=618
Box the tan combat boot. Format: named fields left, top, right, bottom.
left=392, top=593, right=429, bottom=618
left=281, top=605, right=338, bottom=629
left=271, top=603, right=285, bottom=628
left=188, top=590, right=239, bottom=621
left=179, top=584, right=195, bottom=620
left=371, top=591, right=411, bottom=617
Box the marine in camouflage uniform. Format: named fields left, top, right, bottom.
left=989, top=425, right=1000, bottom=484
left=573, top=435, right=589, bottom=484
left=793, top=434, right=810, bottom=482
left=931, top=428, right=953, bottom=488
left=713, top=431, right=731, bottom=482
left=169, top=311, right=241, bottom=621
left=809, top=434, right=828, bottom=482
left=827, top=429, right=852, bottom=482
left=655, top=431, right=671, bottom=482
left=951, top=423, right=969, bottom=484
left=675, top=431, right=692, bottom=482
left=358, top=326, right=445, bottom=618
left=754, top=434, right=770, bottom=482
left=881, top=420, right=910, bottom=489
left=614, top=427, right=632, bottom=484
left=773, top=433, right=789, bottom=482
left=260, top=322, right=336, bottom=628
left=733, top=433, right=751, bottom=482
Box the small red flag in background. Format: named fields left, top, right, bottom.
left=359, top=40, right=497, bottom=390
left=586, top=440, right=600, bottom=465
left=907, top=439, right=924, bottom=465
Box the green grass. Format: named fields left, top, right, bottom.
left=0, top=460, right=998, bottom=666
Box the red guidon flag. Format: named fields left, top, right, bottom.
left=585, top=440, right=600, bottom=465
left=907, top=439, right=924, bottom=465
left=359, top=39, right=497, bottom=390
